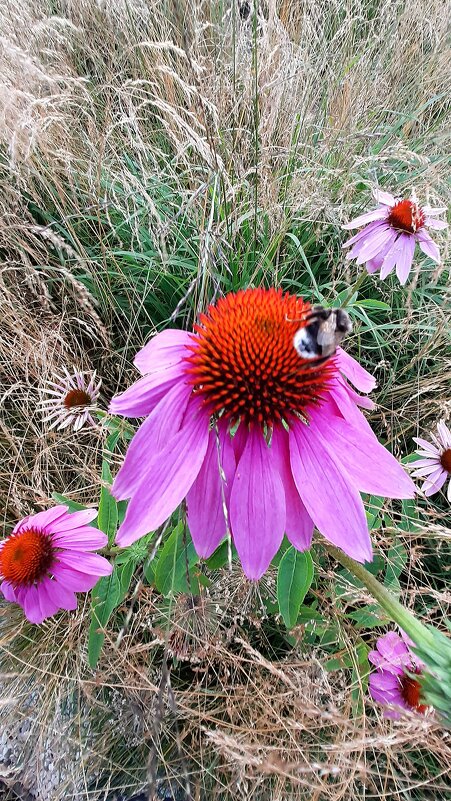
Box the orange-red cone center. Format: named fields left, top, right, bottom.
left=387, top=200, right=425, bottom=234
left=64, top=388, right=92, bottom=409
left=0, top=528, right=55, bottom=586
left=400, top=672, right=427, bottom=713
left=440, top=448, right=451, bottom=474
left=184, top=288, right=335, bottom=427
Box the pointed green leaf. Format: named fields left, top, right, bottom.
left=98, top=460, right=118, bottom=545
left=88, top=570, right=121, bottom=669
left=155, top=522, right=200, bottom=596
left=277, top=548, right=314, bottom=629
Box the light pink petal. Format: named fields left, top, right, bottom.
left=425, top=217, right=448, bottom=230
left=395, top=233, right=415, bottom=285
left=47, top=508, right=98, bottom=532
left=422, top=469, right=447, bottom=496
left=336, top=348, right=376, bottom=393
left=379, top=235, right=409, bottom=280
left=373, top=189, right=396, bottom=207
left=437, top=421, right=451, bottom=448
left=187, top=422, right=236, bottom=559
left=133, top=329, right=193, bottom=376
left=422, top=205, right=447, bottom=216
left=271, top=426, right=314, bottom=551
left=356, top=227, right=396, bottom=265
left=112, top=379, right=193, bottom=501
left=230, top=427, right=286, bottom=580
left=368, top=650, right=404, bottom=675
left=369, top=672, right=400, bottom=691
left=289, top=421, right=372, bottom=563
left=308, top=405, right=415, bottom=499
left=342, top=207, right=388, bottom=230
left=116, top=401, right=210, bottom=546
left=345, top=223, right=388, bottom=260
left=56, top=551, right=113, bottom=576
left=0, top=581, right=17, bottom=602
left=415, top=229, right=441, bottom=263
left=447, top=479, right=451, bottom=501
left=22, top=585, right=44, bottom=624
left=13, top=505, right=68, bottom=534
left=366, top=235, right=395, bottom=272
left=411, top=463, right=442, bottom=478
left=411, top=457, right=439, bottom=468
left=109, top=367, right=184, bottom=417
left=413, top=437, right=440, bottom=455
left=342, top=220, right=384, bottom=248
left=52, top=528, right=108, bottom=550
left=52, top=564, right=100, bottom=592
left=327, top=380, right=375, bottom=432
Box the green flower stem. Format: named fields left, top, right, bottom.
left=341, top=270, right=368, bottom=308
left=326, top=544, right=436, bottom=651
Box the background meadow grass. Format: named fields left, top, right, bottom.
left=0, top=0, right=450, bottom=798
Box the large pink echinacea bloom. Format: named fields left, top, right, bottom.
left=343, top=190, right=447, bottom=285
left=0, top=506, right=112, bottom=623
left=369, top=631, right=429, bottom=719
left=110, top=288, right=415, bottom=579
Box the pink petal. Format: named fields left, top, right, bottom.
left=52, top=564, right=100, bottom=592
left=44, top=578, right=78, bottom=612
left=342, top=220, right=385, bottom=249
left=379, top=234, right=411, bottom=280
left=271, top=426, right=314, bottom=551
left=366, top=234, right=395, bottom=272
left=373, top=189, right=396, bottom=207
left=423, top=469, right=447, bottom=496
left=47, top=508, right=98, bottom=532
left=112, top=379, right=193, bottom=501
left=308, top=405, right=415, bottom=499
left=327, top=380, right=375, bottom=431
left=109, top=366, right=184, bottom=417
left=410, top=457, right=439, bottom=469
left=425, top=217, right=448, bottom=230
left=22, top=585, right=45, bottom=624
left=437, top=421, right=451, bottom=448
left=355, top=227, right=396, bottom=265
left=395, top=233, right=415, bottom=285
left=369, top=672, right=400, bottom=691
left=52, top=527, right=108, bottom=550
left=415, top=229, right=440, bottom=263
left=376, top=631, right=409, bottom=662
left=411, top=464, right=442, bottom=478
left=187, top=422, right=236, bottom=559
left=36, top=579, right=62, bottom=620
left=413, top=437, right=440, bottom=455
left=422, top=205, right=447, bottom=216
left=230, top=427, right=286, bottom=580
left=232, top=423, right=247, bottom=463
left=342, top=207, right=388, bottom=230
left=13, top=505, right=68, bottom=534
left=345, top=223, right=388, bottom=260
left=0, top=581, right=17, bottom=602
left=289, top=421, right=372, bottom=563
left=116, top=401, right=210, bottom=546
left=133, top=329, right=193, bottom=375
left=336, top=348, right=376, bottom=393
left=56, top=551, right=113, bottom=576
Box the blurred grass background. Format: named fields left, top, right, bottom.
left=0, top=0, right=450, bottom=798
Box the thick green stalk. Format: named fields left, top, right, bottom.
left=326, top=544, right=436, bottom=650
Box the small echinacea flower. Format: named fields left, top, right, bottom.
left=343, top=189, right=447, bottom=285
left=0, top=505, right=112, bottom=623
left=368, top=631, right=429, bottom=719
left=109, top=288, right=415, bottom=580
left=39, top=367, right=102, bottom=431
left=412, top=420, right=451, bottom=500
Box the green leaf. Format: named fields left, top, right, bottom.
left=346, top=605, right=384, bottom=628
left=205, top=539, right=233, bottom=570
left=154, top=522, right=200, bottom=596
left=277, top=548, right=314, bottom=629
left=117, top=559, right=136, bottom=603
left=98, top=460, right=118, bottom=545
left=51, top=493, right=87, bottom=513
left=384, top=541, right=408, bottom=593
left=88, top=570, right=122, bottom=669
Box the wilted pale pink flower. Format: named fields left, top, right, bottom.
left=0, top=506, right=112, bottom=623
left=369, top=631, right=429, bottom=719
left=412, top=421, right=451, bottom=500
left=39, top=367, right=102, bottom=431
left=343, top=190, right=447, bottom=285
left=109, top=288, right=415, bottom=579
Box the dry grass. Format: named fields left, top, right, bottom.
left=0, top=0, right=450, bottom=799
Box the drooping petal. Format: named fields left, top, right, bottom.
left=415, top=229, right=441, bottom=263
left=44, top=578, right=78, bottom=612
left=187, top=422, right=236, bottom=559
left=437, top=421, right=451, bottom=448
left=380, top=234, right=411, bottom=280
left=342, top=220, right=386, bottom=249
left=271, top=426, right=314, bottom=551
left=230, top=427, right=286, bottom=580
left=395, top=233, right=415, bottom=285
left=116, top=401, right=210, bottom=546
left=0, top=581, right=17, bottom=602
left=112, top=379, right=193, bottom=501
left=47, top=508, right=98, bottom=532
left=342, top=207, right=388, bottom=230
left=355, top=227, right=396, bottom=265
left=52, top=564, right=101, bottom=592
left=308, top=404, right=415, bottom=499
left=289, top=420, right=371, bottom=563
left=133, top=329, right=193, bottom=375
left=422, top=469, right=447, bottom=496
left=425, top=217, right=448, bottom=230
left=335, top=348, right=376, bottom=393
left=37, top=578, right=63, bottom=620
left=373, top=189, right=396, bottom=207
left=109, top=366, right=185, bottom=417
left=22, top=585, right=44, bottom=624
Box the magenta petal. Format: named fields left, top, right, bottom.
left=0, top=581, right=17, bottom=602
left=52, top=564, right=100, bottom=592
left=116, top=401, right=210, bottom=546
left=369, top=672, right=400, bottom=691
left=230, top=427, right=286, bottom=580
left=13, top=505, right=68, bottom=534
left=395, top=233, right=415, bottom=285
left=336, top=348, right=376, bottom=393
left=134, top=329, right=192, bottom=375
left=48, top=508, right=98, bottom=532
left=308, top=405, right=415, bottom=499
left=416, top=229, right=440, bottom=263
left=53, top=527, right=108, bottom=550
left=289, top=421, right=371, bottom=563
left=187, top=423, right=236, bottom=559
left=271, top=426, right=314, bottom=551
left=109, top=366, right=184, bottom=417
left=112, top=379, right=193, bottom=501
left=376, top=631, right=409, bottom=661
left=45, top=579, right=77, bottom=612
left=37, top=579, right=61, bottom=620
left=22, top=585, right=44, bottom=624
left=56, top=551, right=113, bottom=576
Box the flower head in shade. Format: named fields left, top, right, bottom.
left=0, top=506, right=112, bottom=623
left=343, top=189, right=447, bottom=285
left=368, top=631, right=429, bottom=719
left=411, top=421, right=451, bottom=500
left=109, top=288, right=415, bottom=580
left=39, top=367, right=102, bottom=431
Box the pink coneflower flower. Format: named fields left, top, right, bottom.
left=343, top=190, right=447, bottom=285
left=109, top=288, right=415, bottom=580
left=39, top=367, right=102, bottom=431
left=0, top=505, right=112, bottom=623
left=412, top=421, right=451, bottom=500
left=368, top=631, right=429, bottom=719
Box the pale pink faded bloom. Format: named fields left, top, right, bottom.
left=39, top=367, right=102, bottom=431
left=369, top=631, right=429, bottom=719
left=412, top=421, right=451, bottom=500
left=109, top=288, right=415, bottom=580
left=0, top=506, right=112, bottom=624
left=343, top=189, right=447, bottom=285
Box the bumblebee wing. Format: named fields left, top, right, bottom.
left=316, top=317, right=336, bottom=347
